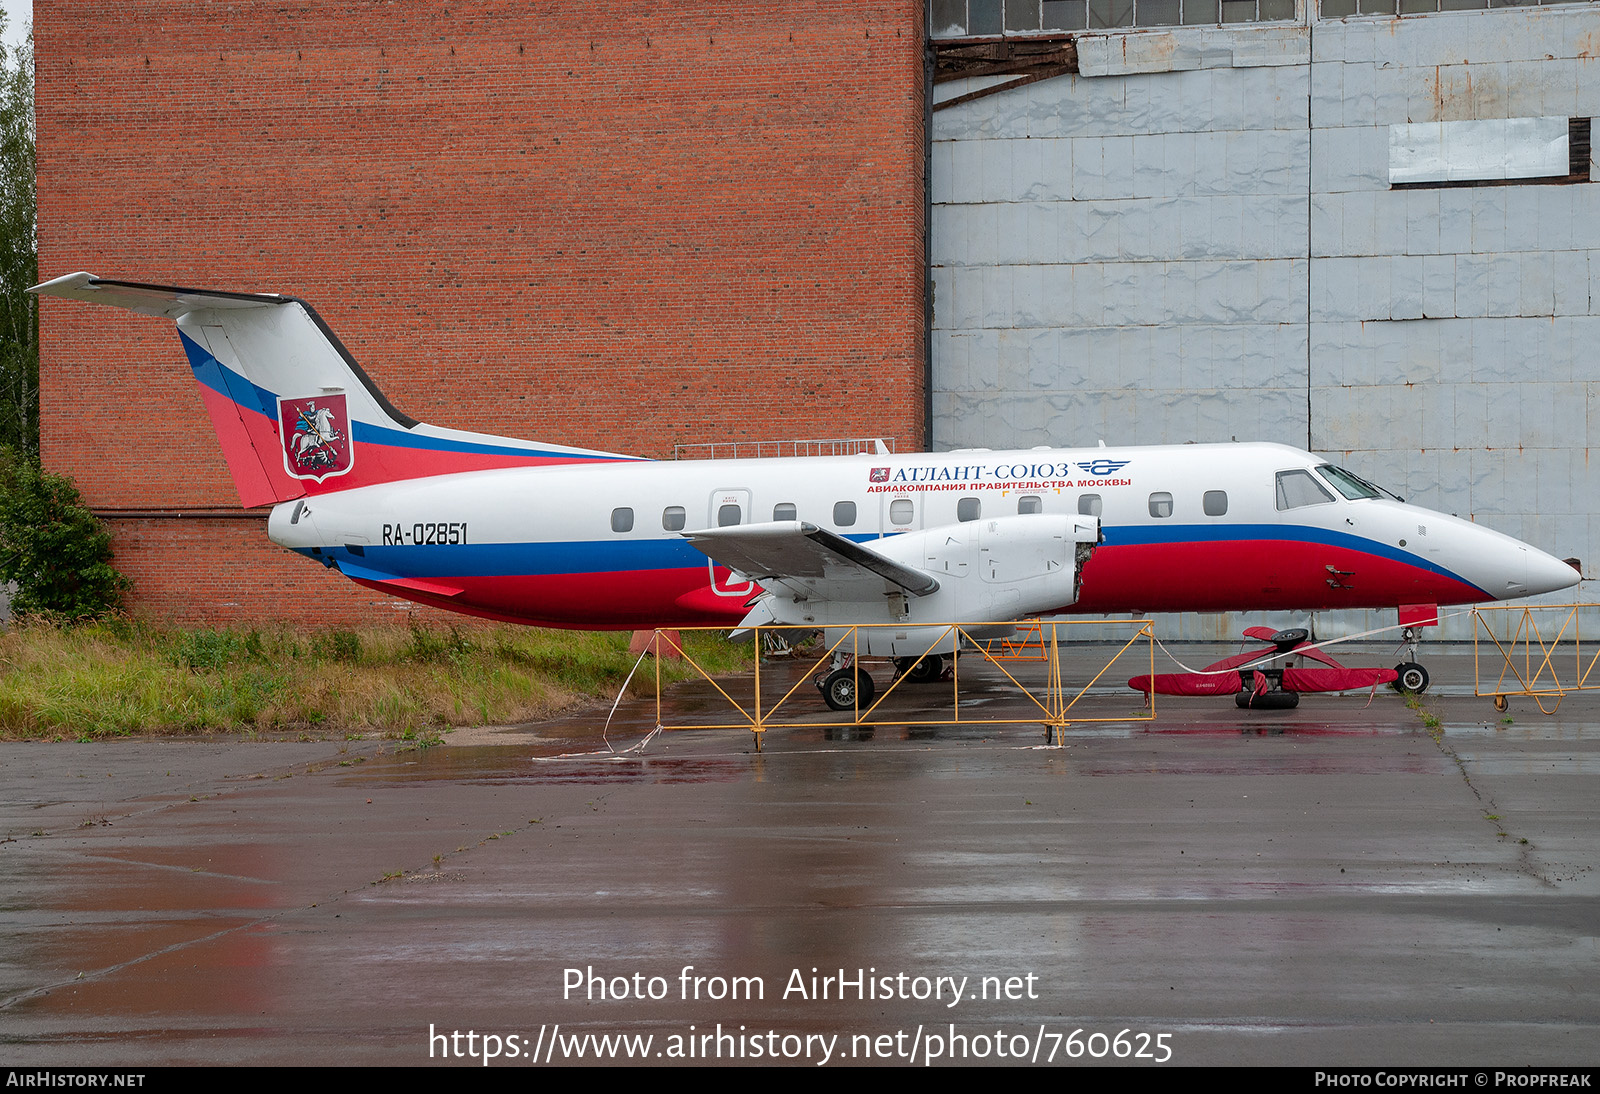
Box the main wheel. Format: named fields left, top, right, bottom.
left=1393, top=662, right=1430, bottom=694
left=895, top=654, right=943, bottom=684
left=821, top=668, right=875, bottom=711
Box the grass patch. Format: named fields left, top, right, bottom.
left=0, top=620, right=746, bottom=739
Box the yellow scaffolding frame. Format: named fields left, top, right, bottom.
left=984, top=622, right=1049, bottom=662
left=1472, top=603, right=1600, bottom=714
left=648, top=619, right=1157, bottom=749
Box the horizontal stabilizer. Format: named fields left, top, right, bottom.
left=30, top=272, right=284, bottom=317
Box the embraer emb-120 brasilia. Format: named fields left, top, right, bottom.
left=35, top=272, right=1582, bottom=708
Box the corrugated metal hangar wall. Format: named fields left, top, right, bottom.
left=931, top=5, right=1599, bottom=638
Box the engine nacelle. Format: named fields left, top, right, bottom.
left=750, top=514, right=1099, bottom=657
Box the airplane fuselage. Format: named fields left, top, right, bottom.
left=267, top=441, right=1576, bottom=628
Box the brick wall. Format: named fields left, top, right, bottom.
left=37, top=1, right=928, bottom=625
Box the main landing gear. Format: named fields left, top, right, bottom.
left=819, top=665, right=875, bottom=711
left=816, top=653, right=949, bottom=711
left=893, top=654, right=945, bottom=684
left=1391, top=626, right=1431, bottom=694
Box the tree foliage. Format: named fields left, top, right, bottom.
left=0, top=26, right=125, bottom=621
left=0, top=448, right=129, bottom=620
left=0, top=24, right=32, bottom=457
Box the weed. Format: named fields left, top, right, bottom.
left=0, top=622, right=742, bottom=739
left=402, top=619, right=476, bottom=665
left=311, top=629, right=362, bottom=664
left=171, top=629, right=265, bottom=672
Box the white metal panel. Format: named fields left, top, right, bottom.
left=1388, top=117, right=1568, bottom=186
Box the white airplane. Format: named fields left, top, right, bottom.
left=34, top=272, right=1583, bottom=708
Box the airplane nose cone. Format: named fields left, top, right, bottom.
left=1525, top=548, right=1583, bottom=596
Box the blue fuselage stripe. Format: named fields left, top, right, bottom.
left=307, top=523, right=1478, bottom=594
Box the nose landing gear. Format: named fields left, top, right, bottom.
left=1391, top=624, right=1431, bottom=694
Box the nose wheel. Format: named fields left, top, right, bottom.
left=1392, top=661, right=1430, bottom=694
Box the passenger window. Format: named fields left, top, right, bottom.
left=773, top=502, right=797, bottom=521
left=1203, top=490, right=1228, bottom=517
left=1276, top=470, right=1335, bottom=511
left=718, top=503, right=742, bottom=527
left=889, top=499, right=914, bottom=526
left=957, top=497, right=981, bottom=522
left=1148, top=492, right=1173, bottom=519
left=611, top=507, right=634, bottom=533
left=1018, top=495, right=1042, bottom=515
left=833, top=501, right=857, bottom=527
left=1078, top=494, right=1102, bottom=517
left=661, top=506, right=686, bottom=531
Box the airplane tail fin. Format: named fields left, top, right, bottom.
left=32, top=272, right=638, bottom=508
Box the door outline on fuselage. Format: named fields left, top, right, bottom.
left=708, top=488, right=754, bottom=597
left=879, top=493, right=923, bottom=539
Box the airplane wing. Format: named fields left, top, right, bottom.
left=682, top=520, right=939, bottom=600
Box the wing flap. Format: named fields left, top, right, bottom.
left=683, top=521, right=939, bottom=599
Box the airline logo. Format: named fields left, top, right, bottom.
left=279, top=393, right=355, bottom=483
left=1077, top=459, right=1131, bottom=476
left=864, top=458, right=1134, bottom=491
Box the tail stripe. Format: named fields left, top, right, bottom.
left=179, top=329, right=299, bottom=507
left=34, top=271, right=644, bottom=506
left=352, top=420, right=637, bottom=461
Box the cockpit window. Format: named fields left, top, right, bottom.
left=1276, top=469, right=1335, bottom=510
left=1317, top=464, right=1383, bottom=501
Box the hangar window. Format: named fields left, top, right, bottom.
left=1322, top=0, right=1596, bottom=20
left=662, top=506, right=686, bottom=531
left=834, top=501, right=857, bottom=527
left=611, top=507, right=634, bottom=533
left=890, top=499, right=915, bottom=526
left=1078, top=494, right=1103, bottom=517
left=718, top=503, right=742, bottom=527
left=1389, top=118, right=1591, bottom=189
left=1018, top=495, right=1042, bottom=515
left=773, top=502, right=797, bottom=521
left=1148, top=492, right=1174, bottom=519
left=931, top=0, right=1293, bottom=38
left=1203, top=490, right=1228, bottom=516
left=1276, top=470, right=1335, bottom=511
left=957, top=497, right=982, bottom=522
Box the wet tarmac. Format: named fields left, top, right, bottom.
left=1, top=645, right=1596, bottom=1067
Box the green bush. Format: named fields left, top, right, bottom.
left=0, top=450, right=130, bottom=621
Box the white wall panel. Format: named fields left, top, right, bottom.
left=931, top=6, right=1600, bottom=636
